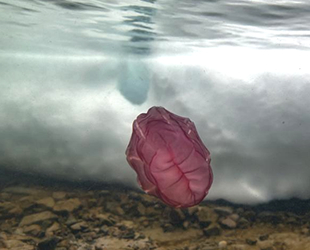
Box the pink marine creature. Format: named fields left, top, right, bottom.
left=126, top=106, right=213, bottom=208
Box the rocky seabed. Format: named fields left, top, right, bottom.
left=1, top=185, right=310, bottom=250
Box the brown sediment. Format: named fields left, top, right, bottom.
left=0, top=174, right=310, bottom=250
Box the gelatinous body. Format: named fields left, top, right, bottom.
left=126, top=106, right=213, bottom=207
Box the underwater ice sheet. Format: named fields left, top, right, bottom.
left=1, top=0, right=310, bottom=204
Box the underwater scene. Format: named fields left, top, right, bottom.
left=1, top=0, right=310, bottom=249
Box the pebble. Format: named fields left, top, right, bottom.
left=46, top=222, right=61, bottom=236
left=301, top=227, right=309, bottom=235
left=196, top=207, right=218, bottom=228
left=259, top=234, right=269, bottom=241
left=3, top=187, right=41, bottom=196
left=237, top=217, right=250, bottom=228
left=218, top=240, right=227, bottom=249
left=3, top=239, right=35, bottom=250
left=220, top=217, right=237, bottom=229
left=22, top=224, right=42, bottom=236
left=53, top=198, right=81, bottom=212
left=19, top=211, right=57, bottom=226
left=257, top=240, right=274, bottom=249
left=52, top=192, right=67, bottom=200
left=214, top=207, right=233, bottom=216
left=37, top=237, right=59, bottom=250
left=115, top=206, right=125, bottom=216
left=245, top=238, right=257, bottom=245
left=231, top=244, right=246, bottom=250
left=137, top=202, right=146, bottom=215
left=203, top=224, right=221, bottom=237
left=70, top=221, right=89, bottom=231
left=36, top=197, right=55, bottom=208
left=229, top=213, right=240, bottom=221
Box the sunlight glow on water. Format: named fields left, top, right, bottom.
left=1, top=0, right=310, bottom=56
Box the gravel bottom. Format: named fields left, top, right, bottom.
left=1, top=174, right=310, bottom=250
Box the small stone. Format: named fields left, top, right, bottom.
left=243, top=210, right=256, bottom=222
left=258, top=212, right=282, bottom=224
left=0, top=221, right=12, bottom=232
left=46, top=222, right=61, bottom=236
left=0, top=232, right=7, bottom=240
left=36, top=197, right=55, bottom=208
left=162, top=207, right=185, bottom=227
left=301, top=227, right=309, bottom=235
left=183, top=221, right=190, bottom=229
left=119, top=220, right=134, bottom=229
left=219, top=217, right=237, bottom=229
left=214, top=207, right=233, bottom=216
left=257, top=240, right=274, bottom=250
left=0, top=201, right=15, bottom=211
left=134, top=232, right=146, bottom=240
left=132, top=239, right=149, bottom=249
left=122, top=229, right=135, bottom=239
left=115, top=206, right=125, bottom=216
left=137, top=203, right=146, bottom=215
left=19, top=211, right=57, bottom=226
left=286, top=217, right=298, bottom=225
left=8, top=206, right=23, bottom=215
left=145, top=206, right=158, bottom=216
left=203, top=224, right=221, bottom=237
left=259, top=234, right=269, bottom=241
left=53, top=198, right=81, bottom=212
left=83, top=231, right=97, bottom=241
left=162, top=223, right=174, bottom=232
left=96, top=213, right=116, bottom=226
left=187, top=206, right=199, bottom=216
left=22, top=224, right=42, bottom=237
left=87, top=198, right=98, bottom=207
left=0, top=192, right=11, bottom=200
left=52, top=192, right=67, bottom=200
left=231, top=244, right=246, bottom=250
left=229, top=213, right=240, bottom=222
left=65, top=214, right=78, bottom=226
left=140, top=194, right=157, bottom=205
left=38, top=237, right=59, bottom=250
left=58, top=239, right=70, bottom=247
left=187, top=246, right=198, bottom=250
left=3, top=239, right=35, bottom=250
left=106, top=201, right=118, bottom=212
left=70, top=221, right=89, bottom=231
left=112, top=227, right=122, bottom=238
left=100, top=225, right=109, bottom=235
left=3, top=187, right=41, bottom=196
left=245, top=238, right=257, bottom=245
left=197, top=207, right=218, bottom=228
left=15, top=227, right=24, bottom=235
left=140, top=217, right=150, bottom=227
left=238, top=217, right=250, bottom=228
left=219, top=240, right=227, bottom=249
left=18, top=196, right=36, bottom=210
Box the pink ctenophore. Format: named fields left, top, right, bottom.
left=126, top=106, right=213, bottom=208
